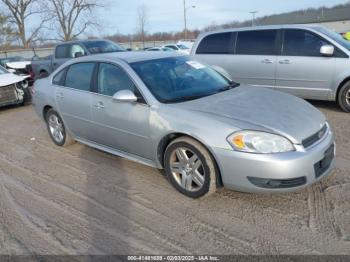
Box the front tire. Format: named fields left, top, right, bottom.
left=45, top=109, right=74, bottom=147
left=338, top=81, right=350, bottom=113
left=164, top=137, right=217, bottom=198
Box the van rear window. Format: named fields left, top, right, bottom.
left=196, top=32, right=235, bottom=54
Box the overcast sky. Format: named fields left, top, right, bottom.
left=95, top=0, right=349, bottom=36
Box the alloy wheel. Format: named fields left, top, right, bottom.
left=48, top=114, right=64, bottom=144
left=169, top=147, right=205, bottom=192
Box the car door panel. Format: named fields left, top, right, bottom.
left=55, top=62, right=95, bottom=140
left=275, top=29, right=336, bottom=100
left=90, top=62, right=153, bottom=160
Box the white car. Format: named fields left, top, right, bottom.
left=146, top=47, right=175, bottom=52
left=162, top=44, right=191, bottom=55
left=0, top=65, right=31, bottom=107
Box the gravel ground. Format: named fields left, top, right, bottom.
left=0, top=102, right=349, bottom=255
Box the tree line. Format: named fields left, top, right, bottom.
left=1, top=1, right=349, bottom=50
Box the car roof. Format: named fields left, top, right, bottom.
left=199, top=24, right=323, bottom=36
left=76, top=51, right=185, bottom=64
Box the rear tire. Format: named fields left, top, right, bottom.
left=338, top=81, right=350, bottom=113
left=45, top=109, right=75, bottom=147
left=164, top=137, right=217, bottom=198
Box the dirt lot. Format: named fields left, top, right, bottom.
left=0, top=102, right=349, bottom=255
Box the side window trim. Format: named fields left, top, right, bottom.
left=281, top=28, right=347, bottom=58
left=95, top=61, right=148, bottom=105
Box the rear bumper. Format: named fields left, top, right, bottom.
left=212, top=129, right=336, bottom=193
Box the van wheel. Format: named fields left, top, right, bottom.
left=164, top=137, right=217, bottom=198
left=338, top=81, right=350, bottom=113
left=45, top=109, right=75, bottom=147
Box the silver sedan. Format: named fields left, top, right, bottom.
left=32, top=52, right=335, bottom=198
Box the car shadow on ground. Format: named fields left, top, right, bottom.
left=307, top=100, right=343, bottom=113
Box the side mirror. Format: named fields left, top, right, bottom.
left=320, top=45, right=334, bottom=57
left=112, top=90, right=137, bottom=103
left=74, top=52, right=84, bottom=58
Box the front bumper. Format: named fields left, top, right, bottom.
left=212, top=129, right=336, bottom=193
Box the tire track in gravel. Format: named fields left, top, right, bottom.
left=0, top=146, right=255, bottom=255
left=0, top=136, right=346, bottom=255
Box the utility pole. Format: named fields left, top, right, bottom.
left=183, top=0, right=195, bottom=39
left=250, top=11, right=258, bottom=27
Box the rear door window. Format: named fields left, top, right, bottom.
left=65, top=63, right=95, bottom=91
left=55, top=45, right=70, bottom=58
left=196, top=32, right=236, bottom=54
left=236, top=30, right=278, bottom=55
left=283, top=29, right=329, bottom=57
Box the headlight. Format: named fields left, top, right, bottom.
left=227, top=131, right=295, bottom=154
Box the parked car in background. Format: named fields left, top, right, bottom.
left=191, top=25, right=350, bottom=112
left=31, top=39, right=125, bottom=78
left=0, top=65, right=31, bottom=107
left=177, top=39, right=195, bottom=49
left=146, top=47, right=175, bottom=52
left=162, top=44, right=191, bottom=54
left=0, top=56, right=34, bottom=85
left=33, top=52, right=335, bottom=198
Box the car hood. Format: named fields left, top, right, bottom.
left=177, top=85, right=326, bottom=144
left=6, top=61, right=31, bottom=69
left=0, top=73, right=27, bottom=86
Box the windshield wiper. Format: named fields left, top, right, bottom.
left=166, top=94, right=207, bottom=103
left=217, top=81, right=240, bottom=92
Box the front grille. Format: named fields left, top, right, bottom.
left=302, top=124, right=327, bottom=148
left=247, top=176, right=307, bottom=189
left=314, top=144, right=335, bottom=178
left=0, top=85, right=18, bottom=105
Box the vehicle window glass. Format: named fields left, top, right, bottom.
left=236, top=30, right=277, bottom=55
left=0, top=66, right=8, bottom=74
left=52, top=69, right=66, bottom=85
left=83, top=40, right=125, bottom=54
left=131, top=56, right=236, bottom=104
left=315, top=27, right=350, bottom=51
left=166, top=45, right=178, bottom=50
left=70, top=44, right=85, bottom=58
left=283, top=29, right=328, bottom=57
left=196, top=32, right=235, bottom=54
left=98, top=63, right=144, bottom=101
left=55, top=45, right=69, bottom=59
left=65, top=63, right=94, bottom=91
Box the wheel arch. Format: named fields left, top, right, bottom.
left=157, top=132, right=223, bottom=187
left=336, top=76, right=350, bottom=101
left=43, top=105, right=53, bottom=119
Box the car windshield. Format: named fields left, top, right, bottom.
left=0, top=56, right=25, bottom=67
left=131, top=56, right=238, bottom=103
left=177, top=44, right=189, bottom=50
left=83, top=40, right=125, bottom=54
left=315, top=27, right=350, bottom=51
left=0, top=66, right=8, bottom=74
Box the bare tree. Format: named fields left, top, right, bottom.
left=0, top=13, right=15, bottom=46
left=0, top=0, right=48, bottom=48
left=136, top=4, right=149, bottom=48
left=48, top=0, right=100, bottom=41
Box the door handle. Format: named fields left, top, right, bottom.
left=261, top=59, right=274, bottom=64
left=279, top=60, right=291, bottom=64
left=94, top=101, right=105, bottom=109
